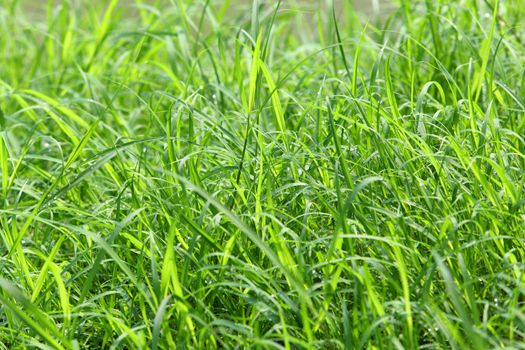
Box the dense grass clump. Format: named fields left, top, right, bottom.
left=1, top=0, right=525, bottom=348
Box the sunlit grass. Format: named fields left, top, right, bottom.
left=1, top=0, right=525, bottom=348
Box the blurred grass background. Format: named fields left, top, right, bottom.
left=18, top=0, right=394, bottom=21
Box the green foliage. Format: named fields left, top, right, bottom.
left=0, top=0, right=524, bottom=348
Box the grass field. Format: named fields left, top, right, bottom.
left=1, top=0, right=525, bottom=348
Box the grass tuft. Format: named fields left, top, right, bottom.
left=1, top=0, right=525, bottom=348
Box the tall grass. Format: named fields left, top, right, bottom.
left=0, top=0, right=524, bottom=348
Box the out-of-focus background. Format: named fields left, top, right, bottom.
left=19, top=0, right=394, bottom=20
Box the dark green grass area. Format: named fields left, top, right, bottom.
left=1, top=0, right=525, bottom=348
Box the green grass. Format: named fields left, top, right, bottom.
left=0, top=0, right=525, bottom=348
